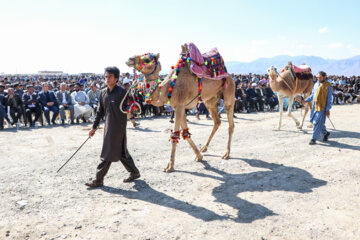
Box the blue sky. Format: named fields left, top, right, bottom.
left=1, top=0, right=359, bottom=73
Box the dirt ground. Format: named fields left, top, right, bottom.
left=0, top=104, right=359, bottom=240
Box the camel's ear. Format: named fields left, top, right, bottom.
left=181, top=44, right=186, bottom=53
left=155, top=53, right=160, bottom=60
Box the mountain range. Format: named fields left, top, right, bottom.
left=226, top=55, right=360, bottom=76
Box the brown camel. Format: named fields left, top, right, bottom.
left=125, top=45, right=235, bottom=172
left=267, top=63, right=313, bottom=130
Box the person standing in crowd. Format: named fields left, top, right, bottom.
left=71, top=83, right=92, bottom=123
left=39, top=82, right=59, bottom=125
left=22, top=85, right=41, bottom=127
left=87, top=82, right=101, bottom=120
left=56, top=83, right=75, bottom=125
left=86, top=66, right=140, bottom=188
left=300, top=71, right=332, bottom=145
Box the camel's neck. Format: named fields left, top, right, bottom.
left=269, top=73, right=280, bottom=92
left=143, top=71, right=170, bottom=107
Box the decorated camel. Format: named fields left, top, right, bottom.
left=125, top=43, right=235, bottom=172
left=267, top=62, right=314, bottom=130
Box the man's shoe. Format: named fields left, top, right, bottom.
left=85, top=180, right=103, bottom=188
left=71, top=120, right=75, bottom=125
left=52, top=121, right=57, bottom=125
left=309, top=139, right=316, bottom=145
left=323, top=132, right=330, bottom=142
left=61, top=120, right=65, bottom=125
left=123, top=173, right=140, bottom=183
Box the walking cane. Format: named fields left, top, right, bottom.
left=56, top=136, right=91, bottom=173
left=327, top=116, right=336, bottom=130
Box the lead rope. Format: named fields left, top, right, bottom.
left=119, top=80, right=142, bottom=115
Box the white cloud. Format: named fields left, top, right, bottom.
left=251, top=40, right=268, bottom=46
left=318, top=27, right=328, bottom=33
left=328, top=42, right=343, bottom=49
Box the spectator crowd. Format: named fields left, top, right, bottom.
left=1, top=72, right=359, bottom=130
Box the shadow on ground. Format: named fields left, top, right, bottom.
left=102, top=158, right=327, bottom=223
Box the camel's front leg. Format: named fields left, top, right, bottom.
left=164, top=107, right=183, bottom=173
left=180, top=114, right=203, bottom=162
left=298, top=94, right=310, bottom=130
left=275, top=95, right=284, bottom=131
left=287, top=95, right=300, bottom=128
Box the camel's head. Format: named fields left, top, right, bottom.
left=125, top=53, right=161, bottom=77
left=267, top=66, right=278, bottom=78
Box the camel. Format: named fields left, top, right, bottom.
left=125, top=45, right=235, bottom=172
left=267, top=63, right=313, bottom=130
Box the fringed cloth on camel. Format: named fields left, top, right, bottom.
left=282, top=62, right=313, bottom=80
left=281, top=62, right=313, bottom=92
left=186, top=42, right=229, bottom=80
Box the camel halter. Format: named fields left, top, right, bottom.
left=136, top=53, right=158, bottom=72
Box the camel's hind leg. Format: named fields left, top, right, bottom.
left=164, top=107, right=183, bottom=173
left=298, top=93, right=310, bottom=130
left=180, top=112, right=203, bottom=162
left=200, top=95, right=221, bottom=153
left=287, top=94, right=300, bottom=128
left=221, top=83, right=235, bottom=159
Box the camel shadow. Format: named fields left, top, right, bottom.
left=188, top=121, right=213, bottom=127
left=128, top=127, right=160, bottom=133
left=177, top=158, right=327, bottom=223
left=101, top=180, right=226, bottom=222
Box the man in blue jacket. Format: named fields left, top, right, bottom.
left=39, top=82, right=59, bottom=125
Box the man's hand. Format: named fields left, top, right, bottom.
left=325, top=111, right=330, bottom=117
left=47, top=102, right=54, bottom=106
left=89, top=128, right=96, bottom=137
left=79, top=102, right=85, bottom=106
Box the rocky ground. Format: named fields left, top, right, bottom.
left=0, top=104, right=359, bottom=240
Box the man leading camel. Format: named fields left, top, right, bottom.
left=86, top=66, right=140, bottom=188
left=300, top=71, right=332, bottom=145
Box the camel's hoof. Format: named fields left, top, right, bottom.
left=297, top=125, right=303, bottom=130
left=273, top=128, right=280, bottom=131
left=195, top=154, right=203, bottom=162
left=200, top=146, right=208, bottom=152
left=307, top=124, right=313, bottom=128
left=163, top=167, right=175, bottom=173
left=295, top=121, right=300, bottom=126
left=221, top=152, right=230, bottom=159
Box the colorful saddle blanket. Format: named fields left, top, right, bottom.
left=293, top=64, right=311, bottom=74
left=282, top=62, right=313, bottom=80
left=187, top=42, right=229, bottom=80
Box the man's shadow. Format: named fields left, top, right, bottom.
left=178, top=158, right=327, bottom=223
left=317, top=129, right=360, bottom=151
left=101, top=180, right=226, bottom=222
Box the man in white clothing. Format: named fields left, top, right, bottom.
left=71, top=83, right=92, bottom=123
